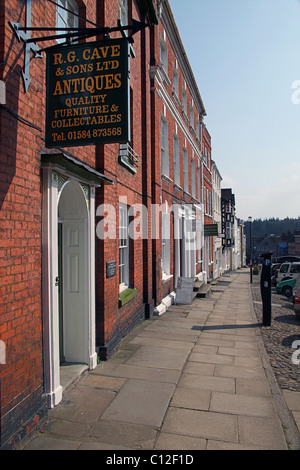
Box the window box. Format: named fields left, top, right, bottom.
left=118, top=287, right=137, bottom=307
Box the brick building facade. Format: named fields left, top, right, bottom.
left=150, top=1, right=212, bottom=315
left=0, top=0, right=214, bottom=448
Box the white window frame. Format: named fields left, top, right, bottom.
left=191, top=157, right=195, bottom=198
left=182, top=88, right=187, bottom=117
left=173, top=134, right=180, bottom=186
left=160, top=37, right=168, bottom=75
left=119, top=0, right=128, bottom=27
left=161, top=211, right=170, bottom=278
left=173, top=66, right=179, bottom=99
left=56, top=0, right=79, bottom=43
left=119, top=204, right=129, bottom=292
left=190, top=104, right=194, bottom=130
left=161, top=116, right=169, bottom=177
left=197, top=165, right=201, bottom=202
left=183, top=147, right=188, bottom=192
left=197, top=228, right=203, bottom=264
left=207, top=190, right=209, bottom=215
left=196, top=117, right=200, bottom=140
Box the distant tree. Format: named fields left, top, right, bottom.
left=244, top=217, right=300, bottom=252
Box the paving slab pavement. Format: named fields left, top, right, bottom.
left=21, top=269, right=300, bottom=451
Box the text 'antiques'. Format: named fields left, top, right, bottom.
left=46, top=38, right=130, bottom=148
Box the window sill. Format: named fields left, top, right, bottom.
left=118, top=155, right=137, bottom=174
left=161, top=174, right=172, bottom=184
left=162, top=273, right=173, bottom=283
left=172, top=90, right=181, bottom=107
left=174, top=183, right=182, bottom=192
left=182, top=110, right=189, bottom=123
left=160, top=65, right=171, bottom=86
left=118, top=287, right=137, bottom=308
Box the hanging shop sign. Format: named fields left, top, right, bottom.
left=204, top=224, right=218, bottom=237
left=45, top=38, right=130, bottom=148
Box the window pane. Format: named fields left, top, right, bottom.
left=119, top=204, right=129, bottom=288
left=183, top=148, right=188, bottom=191
left=119, top=0, right=128, bottom=26
left=291, top=265, right=300, bottom=273
left=161, top=118, right=169, bottom=176
left=56, top=0, right=79, bottom=43
left=174, top=135, right=180, bottom=185
left=161, top=212, right=170, bottom=276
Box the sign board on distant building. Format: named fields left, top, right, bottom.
left=204, top=224, right=218, bottom=237
left=45, top=38, right=130, bottom=148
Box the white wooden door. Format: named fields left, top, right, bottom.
left=62, top=220, right=88, bottom=364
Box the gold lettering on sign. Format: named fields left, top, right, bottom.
left=46, top=39, right=129, bottom=148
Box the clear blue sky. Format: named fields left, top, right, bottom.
left=169, top=0, right=300, bottom=221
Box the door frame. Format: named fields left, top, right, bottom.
left=42, top=168, right=97, bottom=408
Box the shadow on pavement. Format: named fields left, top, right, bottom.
left=192, top=323, right=262, bottom=331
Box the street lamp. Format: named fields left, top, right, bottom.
left=248, top=216, right=252, bottom=284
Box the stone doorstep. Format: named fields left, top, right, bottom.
left=60, top=363, right=89, bottom=392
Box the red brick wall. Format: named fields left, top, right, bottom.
left=0, top=0, right=46, bottom=447
left=0, top=0, right=213, bottom=447
left=95, top=0, right=154, bottom=357
left=0, top=0, right=99, bottom=447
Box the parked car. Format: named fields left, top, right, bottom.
left=272, top=263, right=281, bottom=275
left=276, top=262, right=300, bottom=284
left=274, top=256, right=300, bottom=264
left=293, top=285, right=300, bottom=318
left=292, top=276, right=300, bottom=302
left=271, top=263, right=281, bottom=285
left=276, top=278, right=296, bottom=298
left=275, top=262, right=291, bottom=284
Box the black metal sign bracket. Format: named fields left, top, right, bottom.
left=10, top=0, right=149, bottom=93
left=9, top=0, right=43, bottom=92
